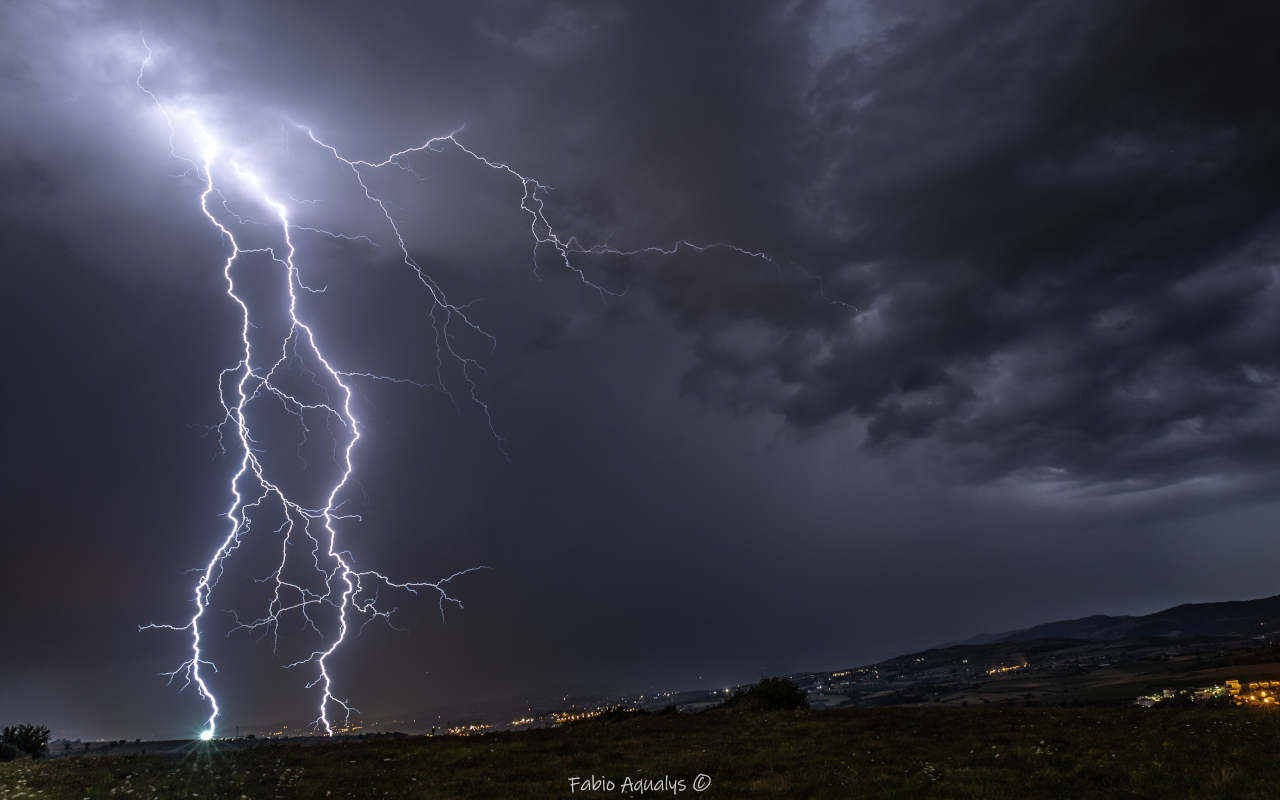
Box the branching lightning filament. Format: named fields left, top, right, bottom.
left=134, top=36, right=847, bottom=741
left=136, top=42, right=491, bottom=738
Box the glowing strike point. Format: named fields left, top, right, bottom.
left=199, top=731, right=213, bottom=741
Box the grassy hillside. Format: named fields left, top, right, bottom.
left=3, top=705, right=1278, bottom=799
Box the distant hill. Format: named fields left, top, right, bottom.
left=938, top=593, right=1280, bottom=647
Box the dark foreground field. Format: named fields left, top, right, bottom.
left=4, top=706, right=1278, bottom=799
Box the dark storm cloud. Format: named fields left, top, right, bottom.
left=12, top=1, right=1274, bottom=488
left=602, top=0, right=1280, bottom=488
left=6, top=0, right=1280, bottom=740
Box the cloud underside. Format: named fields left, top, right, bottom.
left=6, top=0, right=1280, bottom=490
left=585, top=0, right=1280, bottom=487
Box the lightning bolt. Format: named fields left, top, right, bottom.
left=133, top=36, right=849, bottom=740
left=135, top=40, right=492, bottom=738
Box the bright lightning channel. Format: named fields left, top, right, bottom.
left=134, top=37, right=849, bottom=742
left=135, top=41, right=489, bottom=739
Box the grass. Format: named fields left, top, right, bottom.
left=3, top=705, right=1279, bottom=799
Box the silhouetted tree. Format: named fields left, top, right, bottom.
left=2, top=724, right=51, bottom=758
left=720, top=678, right=810, bottom=712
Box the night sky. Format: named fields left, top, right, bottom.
left=4, top=0, right=1280, bottom=741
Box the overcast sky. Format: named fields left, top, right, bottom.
left=4, top=0, right=1280, bottom=740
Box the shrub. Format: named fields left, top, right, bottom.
left=0, top=742, right=19, bottom=762
left=2, top=724, right=51, bottom=758
left=719, top=678, right=810, bottom=712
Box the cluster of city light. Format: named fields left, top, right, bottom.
left=986, top=665, right=1026, bottom=676
left=1135, top=682, right=1265, bottom=706
left=449, top=724, right=497, bottom=736
left=510, top=718, right=535, bottom=727
left=1230, top=680, right=1280, bottom=706
left=551, top=710, right=602, bottom=723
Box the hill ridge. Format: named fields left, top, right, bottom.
left=935, top=592, right=1280, bottom=648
